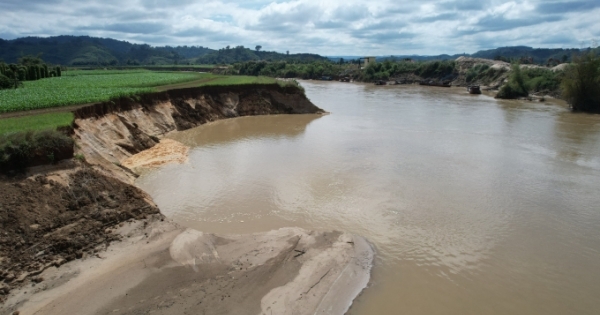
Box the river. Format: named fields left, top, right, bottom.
left=136, top=81, right=600, bottom=315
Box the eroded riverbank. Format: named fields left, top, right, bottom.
left=1, top=83, right=374, bottom=315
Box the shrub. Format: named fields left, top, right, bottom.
left=561, top=51, right=600, bottom=112
left=416, top=60, right=456, bottom=78
left=0, top=130, right=74, bottom=173
left=74, top=153, right=86, bottom=162
left=496, top=64, right=528, bottom=99
left=0, top=73, right=12, bottom=89
left=466, top=64, right=490, bottom=83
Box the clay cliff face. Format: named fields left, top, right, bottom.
left=72, top=84, right=324, bottom=181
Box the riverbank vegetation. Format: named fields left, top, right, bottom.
left=0, top=129, right=74, bottom=173
left=230, top=59, right=459, bottom=81
left=561, top=51, right=600, bottom=112
left=230, top=57, right=573, bottom=100
left=496, top=64, right=529, bottom=99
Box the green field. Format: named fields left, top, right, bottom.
left=0, top=112, right=74, bottom=136
left=0, top=70, right=207, bottom=113
left=0, top=71, right=288, bottom=135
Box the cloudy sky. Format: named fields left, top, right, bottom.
left=1, top=0, right=599, bottom=55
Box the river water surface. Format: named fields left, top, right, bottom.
left=136, top=81, right=600, bottom=315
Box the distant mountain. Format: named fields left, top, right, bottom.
left=470, top=46, right=581, bottom=63
left=0, top=36, right=329, bottom=66
left=0, top=36, right=214, bottom=66
left=328, top=54, right=466, bottom=62
left=330, top=46, right=586, bottom=64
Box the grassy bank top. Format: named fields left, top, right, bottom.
left=0, top=70, right=279, bottom=114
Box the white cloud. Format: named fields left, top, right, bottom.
left=1, top=0, right=599, bottom=55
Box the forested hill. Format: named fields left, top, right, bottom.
left=195, top=45, right=328, bottom=64
left=0, top=36, right=328, bottom=66
left=0, top=36, right=214, bottom=66
left=373, top=46, right=586, bottom=63
left=470, top=46, right=582, bottom=63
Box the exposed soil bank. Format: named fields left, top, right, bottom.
left=0, top=165, right=160, bottom=302
left=72, top=84, right=324, bottom=182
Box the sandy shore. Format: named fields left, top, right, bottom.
left=1, top=215, right=373, bottom=315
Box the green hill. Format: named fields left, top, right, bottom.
left=195, top=45, right=328, bottom=64
left=470, top=46, right=582, bottom=63
left=0, top=36, right=214, bottom=66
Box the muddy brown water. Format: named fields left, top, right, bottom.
left=136, top=81, right=600, bottom=315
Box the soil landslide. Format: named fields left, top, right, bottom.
left=121, top=139, right=189, bottom=174
left=72, top=84, right=325, bottom=182
left=1, top=219, right=373, bottom=315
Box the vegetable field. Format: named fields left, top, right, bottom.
left=0, top=70, right=206, bottom=113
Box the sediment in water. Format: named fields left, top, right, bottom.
left=0, top=84, right=373, bottom=315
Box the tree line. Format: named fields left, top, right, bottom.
left=0, top=55, right=61, bottom=89
left=196, top=45, right=327, bottom=65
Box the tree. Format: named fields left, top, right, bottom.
left=255, top=45, right=262, bottom=52
left=18, top=54, right=44, bottom=66
left=561, top=51, right=600, bottom=112
left=496, top=63, right=528, bottom=99
left=0, top=73, right=12, bottom=89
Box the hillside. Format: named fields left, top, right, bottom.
left=352, top=46, right=588, bottom=64
left=470, top=46, right=582, bottom=63
left=0, top=36, right=329, bottom=66
left=196, top=45, right=328, bottom=64
left=0, top=36, right=214, bottom=66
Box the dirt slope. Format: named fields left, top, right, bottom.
left=0, top=167, right=160, bottom=302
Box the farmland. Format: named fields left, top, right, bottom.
left=0, top=70, right=287, bottom=135
left=0, top=70, right=207, bottom=113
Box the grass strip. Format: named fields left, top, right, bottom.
left=0, top=112, right=74, bottom=136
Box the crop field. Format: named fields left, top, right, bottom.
left=0, top=70, right=206, bottom=113
left=0, top=71, right=292, bottom=134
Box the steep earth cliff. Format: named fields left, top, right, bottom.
left=72, top=83, right=324, bottom=182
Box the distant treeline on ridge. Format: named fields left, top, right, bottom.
left=0, top=36, right=325, bottom=66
